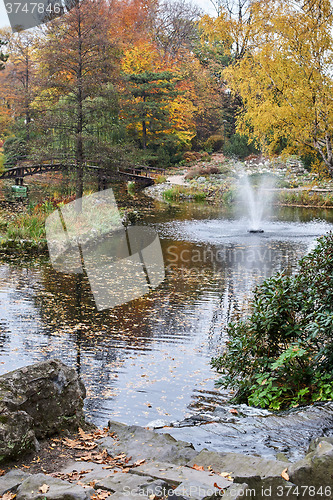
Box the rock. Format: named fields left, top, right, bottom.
left=105, top=420, right=198, bottom=465
left=0, top=410, right=36, bottom=463
left=187, top=450, right=288, bottom=484
left=0, top=469, right=31, bottom=495
left=146, top=419, right=171, bottom=429
left=129, top=461, right=232, bottom=491
left=288, top=439, right=333, bottom=490
left=186, top=449, right=294, bottom=496
left=170, top=480, right=223, bottom=500
left=307, top=436, right=333, bottom=453
left=16, top=473, right=94, bottom=500
left=220, top=484, right=251, bottom=500
left=0, top=359, right=86, bottom=461
left=140, top=478, right=172, bottom=497
left=94, top=473, right=155, bottom=493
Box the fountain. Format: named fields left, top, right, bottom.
left=237, top=171, right=276, bottom=233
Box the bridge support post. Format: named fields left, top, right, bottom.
left=15, top=177, right=24, bottom=186
left=98, top=173, right=108, bottom=191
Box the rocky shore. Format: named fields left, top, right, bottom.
left=0, top=361, right=332, bottom=499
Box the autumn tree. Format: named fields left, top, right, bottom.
left=3, top=31, right=39, bottom=143
left=224, top=0, right=333, bottom=174
left=35, top=0, right=119, bottom=201
left=0, top=39, right=8, bottom=70
left=153, top=0, right=202, bottom=60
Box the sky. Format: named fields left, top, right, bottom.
left=0, top=0, right=216, bottom=30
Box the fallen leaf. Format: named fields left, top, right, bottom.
left=78, top=428, right=95, bottom=441
left=134, top=459, right=145, bottom=466
left=0, top=469, right=5, bottom=476
left=39, top=484, right=49, bottom=494
left=214, top=482, right=223, bottom=490
left=192, top=464, right=205, bottom=471
left=2, top=493, right=16, bottom=500
left=229, top=409, right=238, bottom=415
left=281, top=468, right=289, bottom=481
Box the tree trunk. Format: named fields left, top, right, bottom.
left=142, top=119, right=147, bottom=149
left=75, top=4, right=84, bottom=213
left=314, top=135, right=333, bottom=177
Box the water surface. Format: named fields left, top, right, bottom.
left=0, top=197, right=333, bottom=459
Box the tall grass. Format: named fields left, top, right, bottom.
left=163, top=185, right=206, bottom=201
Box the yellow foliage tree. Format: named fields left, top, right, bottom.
left=223, top=0, right=333, bottom=174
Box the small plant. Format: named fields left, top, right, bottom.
left=155, top=175, right=167, bottom=184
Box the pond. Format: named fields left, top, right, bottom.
left=1, top=188, right=333, bottom=460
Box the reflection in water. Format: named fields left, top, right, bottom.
left=0, top=203, right=332, bottom=457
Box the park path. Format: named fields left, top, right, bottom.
left=166, top=174, right=187, bottom=185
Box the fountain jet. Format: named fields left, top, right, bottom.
left=237, top=169, right=276, bottom=233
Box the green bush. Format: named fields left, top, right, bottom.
left=212, top=232, right=333, bottom=409
left=224, top=133, right=259, bottom=160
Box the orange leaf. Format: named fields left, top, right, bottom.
left=281, top=468, right=289, bottom=481
left=214, top=482, right=223, bottom=490
left=229, top=409, right=238, bottom=414
left=192, top=464, right=204, bottom=471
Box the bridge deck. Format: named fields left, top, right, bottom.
left=0, top=162, right=163, bottom=187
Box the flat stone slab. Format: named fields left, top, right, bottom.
left=0, top=469, right=31, bottom=495
left=171, top=479, right=224, bottom=499
left=187, top=449, right=288, bottom=485
left=109, top=494, right=150, bottom=500
left=104, top=421, right=198, bottom=465
left=16, top=473, right=95, bottom=500
left=129, top=461, right=232, bottom=491
left=94, top=472, right=155, bottom=492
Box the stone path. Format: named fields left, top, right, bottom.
left=1, top=420, right=332, bottom=499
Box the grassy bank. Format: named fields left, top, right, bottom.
left=0, top=197, right=75, bottom=254
left=163, top=185, right=207, bottom=202
left=277, top=189, right=333, bottom=208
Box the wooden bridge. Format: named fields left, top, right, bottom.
left=0, top=161, right=165, bottom=189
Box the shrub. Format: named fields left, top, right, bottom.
left=203, top=134, right=224, bottom=152
left=183, top=151, right=203, bottom=163
left=212, top=232, right=333, bottom=410
left=224, top=133, right=260, bottom=160
left=185, top=165, right=220, bottom=180
left=155, top=175, right=167, bottom=184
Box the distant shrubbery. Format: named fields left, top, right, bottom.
left=203, top=134, right=224, bottom=153
left=212, top=233, right=333, bottom=409
left=185, top=165, right=220, bottom=180
left=224, top=133, right=260, bottom=159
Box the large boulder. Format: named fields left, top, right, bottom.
left=0, top=359, right=86, bottom=462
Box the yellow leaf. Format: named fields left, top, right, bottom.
left=39, top=484, right=49, bottom=493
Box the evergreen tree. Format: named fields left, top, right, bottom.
left=124, top=70, right=180, bottom=150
